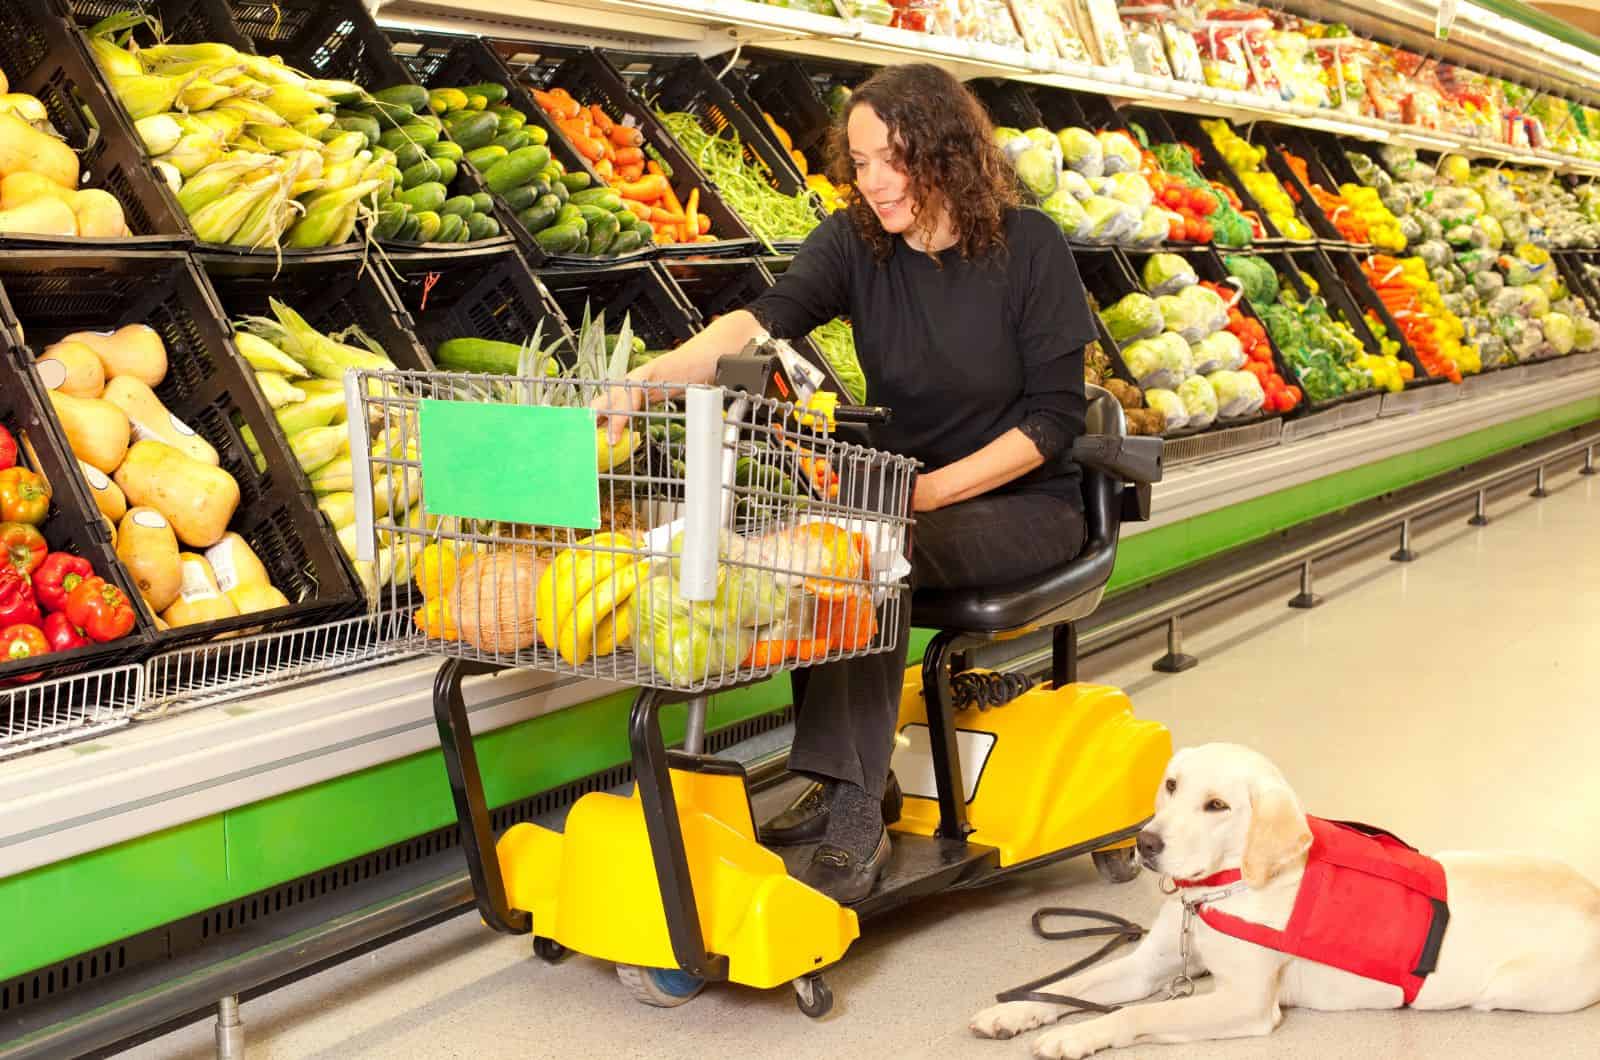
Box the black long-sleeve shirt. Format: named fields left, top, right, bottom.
left=747, top=206, right=1095, bottom=506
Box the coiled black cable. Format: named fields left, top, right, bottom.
left=951, top=669, right=1035, bottom=710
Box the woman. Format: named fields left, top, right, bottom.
left=606, top=63, right=1095, bottom=904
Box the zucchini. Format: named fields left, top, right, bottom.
left=457, top=83, right=509, bottom=105
left=372, top=85, right=429, bottom=114
left=441, top=195, right=476, bottom=219
left=413, top=210, right=443, bottom=243
left=397, top=182, right=448, bottom=213
left=465, top=145, right=508, bottom=171
left=401, top=159, right=442, bottom=189
left=393, top=142, right=428, bottom=171
left=445, top=111, right=499, bottom=151
left=492, top=130, right=531, bottom=153
left=433, top=157, right=458, bottom=186
left=533, top=222, right=586, bottom=255
left=499, top=184, right=539, bottom=212
left=436, top=337, right=526, bottom=374
left=470, top=192, right=494, bottom=214
left=379, top=124, right=438, bottom=152
left=466, top=213, right=499, bottom=241
left=609, top=228, right=644, bottom=255
left=570, top=188, right=623, bottom=211
left=517, top=202, right=558, bottom=234
left=427, top=140, right=464, bottom=162
left=436, top=214, right=466, bottom=243
left=558, top=171, right=592, bottom=193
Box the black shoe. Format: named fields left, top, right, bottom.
left=800, top=828, right=891, bottom=905
left=758, top=772, right=904, bottom=847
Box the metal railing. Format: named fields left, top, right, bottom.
left=0, top=665, right=145, bottom=763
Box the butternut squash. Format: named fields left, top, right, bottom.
left=115, top=441, right=240, bottom=548
left=103, top=376, right=218, bottom=465
left=161, top=553, right=240, bottom=627
left=60, top=325, right=167, bottom=387
left=0, top=112, right=78, bottom=189
left=38, top=341, right=106, bottom=398
left=0, top=171, right=71, bottom=210
left=117, top=506, right=182, bottom=612
left=48, top=389, right=129, bottom=473
left=72, top=189, right=128, bottom=238
left=80, top=459, right=127, bottom=522
left=0, top=197, right=77, bottom=237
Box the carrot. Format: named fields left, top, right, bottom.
left=613, top=146, right=644, bottom=167
left=684, top=188, right=699, bottom=243
left=745, top=638, right=829, bottom=668
left=542, top=88, right=581, bottom=120
left=611, top=124, right=643, bottom=149
left=697, top=213, right=711, bottom=235
left=558, top=120, right=605, bottom=161
left=623, top=198, right=652, bottom=221
left=698, top=234, right=718, bottom=243
left=660, top=177, right=684, bottom=217
left=588, top=104, right=614, bottom=136
left=617, top=163, right=645, bottom=183
left=649, top=206, right=680, bottom=224
left=619, top=174, right=670, bottom=204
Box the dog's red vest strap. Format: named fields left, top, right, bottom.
left=1194, top=817, right=1450, bottom=1005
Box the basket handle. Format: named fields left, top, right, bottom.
left=346, top=374, right=376, bottom=563
left=679, top=384, right=728, bottom=603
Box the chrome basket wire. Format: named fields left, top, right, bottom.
left=346, top=369, right=917, bottom=694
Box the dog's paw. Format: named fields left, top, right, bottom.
left=970, top=1001, right=1062, bottom=1040
left=1032, top=1025, right=1103, bottom=1060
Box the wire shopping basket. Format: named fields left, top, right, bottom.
left=345, top=368, right=918, bottom=694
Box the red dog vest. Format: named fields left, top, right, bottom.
left=1179, top=818, right=1450, bottom=1004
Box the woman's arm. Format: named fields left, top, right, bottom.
left=915, top=427, right=1045, bottom=511
left=597, top=310, right=766, bottom=442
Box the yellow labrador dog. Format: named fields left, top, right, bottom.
left=971, top=743, right=1600, bottom=1058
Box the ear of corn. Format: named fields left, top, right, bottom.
left=290, top=425, right=351, bottom=474
left=318, top=492, right=357, bottom=530
left=88, top=36, right=142, bottom=78
left=234, top=331, right=310, bottom=377
left=136, top=43, right=241, bottom=70
left=314, top=457, right=356, bottom=496
left=255, top=372, right=307, bottom=409
left=109, top=73, right=183, bottom=120
left=284, top=179, right=381, bottom=249
left=135, top=114, right=183, bottom=155
left=188, top=179, right=276, bottom=244
left=276, top=389, right=347, bottom=435
left=214, top=97, right=289, bottom=127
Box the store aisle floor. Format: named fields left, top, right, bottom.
left=126, top=472, right=1600, bottom=1060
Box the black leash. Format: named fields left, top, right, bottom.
left=994, top=907, right=1146, bottom=1013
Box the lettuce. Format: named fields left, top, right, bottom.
left=1142, top=252, right=1198, bottom=296
left=1143, top=388, right=1188, bottom=431
left=1192, top=330, right=1245, bottom=374
left=1098, top=130, right=1140, bottom=175
left=1206, top=370, right=1265, bottom=418
left=1100, top=292, right=1164, bottom=344
left=1057, top=127, right=1103, bottom=178
left=1177, top=375, right=1219, bottom=430
left=1543, top=311, right=1576, bottom=355
left=1122, top=332, right=1193, bottom=390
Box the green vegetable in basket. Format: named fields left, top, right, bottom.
left=657, top=109, right=821, bottom=251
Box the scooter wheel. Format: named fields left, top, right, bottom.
left=533, top=937, right=569, bottom=964
left=794, top=973, right=832, bottom=1019
left=1093, top=847, right=1140, bottom=884
left=616, top=963, right=706, bottom=1007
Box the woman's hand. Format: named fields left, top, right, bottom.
left=913, top=470, right=948, bottom=513
left=592, top=366, right=652, bottom=445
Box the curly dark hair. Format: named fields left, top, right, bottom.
left=826, top=63, right=1018, bottom=262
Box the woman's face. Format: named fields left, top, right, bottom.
left=847, top=104, right=915, bottom=234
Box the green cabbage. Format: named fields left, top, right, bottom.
left=1543, top=311, right=1576, bottom=355
left=1143, top=388, right=1188, bottom=431
left=1061, top=170, right=1093, bottom=200
left=1129, top=206, right=1170, bottom=247
left=1574, top=314, right=1600, bottom=352
left=1157, top=286, right=1228, bottom=343
left=1142, top=252, right=1198, bottom=296
left=1192, top=330, right=1245, bottom=374
left=1123, top=332, right=1193, bottom=390
left=1057, top=127, right=1102, bottom=177
left=1097, top=130, right=1140, bottom=175
left=1106, top=172, right=1154, bottom=209
left=1081, top=196, right=1132, bottom=242
left=1100, top=292, right=1164, bottom=344
left=1206, top=370, right=1266, bottom=418
left=1013, top=147, right=1059, bottom=199
left=1039, top=189, right=1088, bottom=237
left=1177, top=375, right=1218, bottom=430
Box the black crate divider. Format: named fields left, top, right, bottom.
left=1154, top=113, right=1294, bottom=246
left=969, top=78, right=1046, bottom=131
left=735, top=55, right=858, bottom=177
left=0, top=346, right=154, bottom=684
left=0, top=0, right=189, bottom=250
left=381, top=29, right=636, bottom=268
left=1258, top=128, right=1355, bottom=247
left=385, top=243, right=575, bottom=364
left=494, top=43, right=757, bottom=261
left=0, top=250, right=362, bottom=654
left=534, top=261, right=698, bottom=354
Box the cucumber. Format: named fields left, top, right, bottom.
left=492, top=130, right=531, bottom=153
left=396, top=212, right=421, bottom=242
left=427, top=140, right=464, bottom=162
left=614, top=209, right=637, bottom=230
left=397, top=182, right=448, bottom=213
left=538, top=164, right=563, bottom=186
left=428, top=88, right=470, bottom=114
left=484, top=146, right=550, bottom=195
left=373, top=201, right=408, bottom=239
left=588, top=213, right=621, bottom=255
left=467, top=95, right=489, bottom=111
left=549, top=179, right=570, bottom=204
left=401, top=159, right=442, bottom=189
left=609, top=229, right=644, bottom=255
left=470, top=192, right=494, bottom=214
left=575, top=204, right=612, bottom=227
left=333, top=113, right=381, bottom=147
left=554, top=203, right=584, bottom=229
left=444, top=111, right=499, bottom=151
left=533, top=222, right=586, bottom=254
left=379, top=124, right=438, bottom=152
left=517, top=202, right=558, bottom=234
left=413, top=211, right=443, bottom=243
left=372, top=85, right=429, bottom=114
left=524, top=124, right=549, bottom=148
left=436, top=214, right=466, bottom=243
left=393, top=142, right=428, bottom=171
left=466, top=213, right=499, bottom=241
left=371, top=146, right=398, bottom=167
left=457, top=83, right=509, bottom=105
left=558, top=171, right=592, bottom=193
left=570, top=188, right=623, bottom=211
left=465, top=145, right=508, bottom=171
left=354, top=98, right=413, bottom=130
left=433, top=158, right=457, bottom=186
left=499, top=184, right=539, bottom=212
left=416, top=114, right=444, bottom=134
left=489, top=106, right=527, bottom=133
left=441, top=195, right=476, bottom=219
left=436, top=337, right=527, bottom=374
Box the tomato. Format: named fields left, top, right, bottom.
left=1195, top=221, right=1214, bottom=242
left=1161, top=186, right=1184, bottom=209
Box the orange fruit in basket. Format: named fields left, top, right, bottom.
left=797, top=523, right=871, bottom=600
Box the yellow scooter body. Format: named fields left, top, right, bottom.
left=495, top=766, right=859, bottom=989
left=890, top=672, right=1171, bottom=866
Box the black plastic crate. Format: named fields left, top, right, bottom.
left=0, top=346, right=154, bottom=685
left=0, top=0, right=189, bottom=249
left=493, top=43, right=757, bottom=260
left=1317, top=248, right=1444, bottom=386
left=385, top=243, right=574, bottom=364
left=1257, top=128, right=1353, bottom=246
left=535, top=261, right=698, bottom=354
left=0, top=251, right=362, bottom=654
left=734, top=54, right=860, bottom=178
left=382, top=29, right=626, bottom=266
left=218, top=0, right=412, bottom=85
left=969, top=79, right=1045, bottom=130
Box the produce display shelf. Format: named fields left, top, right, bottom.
left=1280, top=394, right=1383, bottom=444
left=1162, top=415, right=1283, bottom=468
left=1378, top=382, right=1463, bottom=418
left=11, top=357, right=1599, bottom=879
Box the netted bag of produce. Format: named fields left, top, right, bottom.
left=1207, top=369, right=1266, bottom=419
left=1177, top=375, right=1218, bottom=430
left=1057, top=127, right=1103, bottom=179
left=1122, top=331, right=1193, bottom=390
left=1100, top=292, right=1164, bottom=344
left=1192, top=330, right=1245, bottom=374
left=1143, top=387, right=1188, bottom=431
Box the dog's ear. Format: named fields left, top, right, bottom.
left=1242, top=781, right=1311, bottom=888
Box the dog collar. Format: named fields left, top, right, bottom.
left=1174, top=869, right=1243, bottom=889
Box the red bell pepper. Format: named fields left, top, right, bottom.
left=1, top=623, right=48, bottom=665
left=0, top=566, right=42, bottom=629
left=64, top=576, right=136, bottom=643
left=42, top=612, right=88, bottom=653
left=0, top=425, right=15, bottom=472
left=0, top=467, right=49, bottom=525
left=0, top=522, right=47, bottom=575
left=33, top=552, right=93, bottom=614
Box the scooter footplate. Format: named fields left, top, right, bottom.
left=777, top=834, right=1000, bottom=921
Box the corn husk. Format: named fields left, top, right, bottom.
left=151, top=160, right=181, bottom=194
left=88, top=37, right=142, bottom=79
left=135, top=43, right=241, bottom=72
left=214, top=97, right=289, bottom=127
left=320, top=131, right=368, bottom=165
left=244, top=122, right=323, bottom=154
left=177, top=68, right=248, bottom=111
left=303, top=79, right=363, bottom=105
left=134, top=113, right=183, bottom=155
left=285, top=148, right=324, bottom=183
left=227, top=175, right=291, bottom=247
left=159, top=132, right=226, bottom=178
left=236, top=53, right=308, bottom=89
left=240, top=423, right=267, bottom=473
left=317, top=492, right=357, bottom=530
left=109, top=72, right=183, bottom=120
left=275, top=390, right=345, bottom=435
left=0, top=94, right=49, bottom=125
left=234, top=331, right=309, bottom=377
left=187, top=179, right=275, bottom=243
left=371, top=454, right=422, bottom=519
left=284, top=179, right=381, bottom=249
left=294, top=112, right=337, bottom=138
left=187, top=109, right=246, bottom=143
left=254, top=372, right=307, bottom=409
left=259, top=84, right=332, bottom=123
left=176, top=156, right=278, bottom=213
left=290, top=426, right=350, bottom=474
left=314, top=457, right=355, bottom=496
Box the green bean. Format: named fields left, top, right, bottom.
left=810, top=318, right=866, bottom=404
left=657, top=110, right=821, bottom=250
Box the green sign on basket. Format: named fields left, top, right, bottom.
left=419, top=399, right=601, bottom=529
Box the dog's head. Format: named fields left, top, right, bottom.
left=1136, top=743, right=1312, bottom=888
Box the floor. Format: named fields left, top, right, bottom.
left=125, top=466, right=1600, bottom=1059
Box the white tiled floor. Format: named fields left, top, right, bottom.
left=126, top=466, right=1600, bottom=1059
